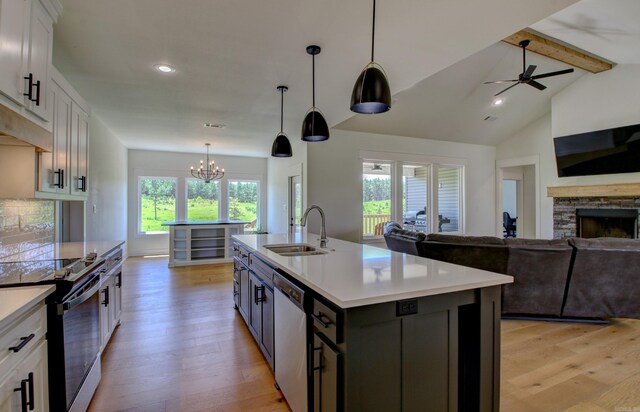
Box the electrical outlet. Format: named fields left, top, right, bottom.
left=92, top=204, right=97, bottom=214
left=396, top=299, right=418, bottom=316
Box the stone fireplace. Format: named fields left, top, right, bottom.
left=552, top=193, right=640, bottom=239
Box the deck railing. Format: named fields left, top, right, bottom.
left=363, top=214, right=392, bottom=236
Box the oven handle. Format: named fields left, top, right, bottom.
left=59, top=275, right=101, bottom=314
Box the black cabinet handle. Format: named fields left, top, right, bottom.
left=313, top=345, right=323, bottom=371
left=254, top=285, right=265, bottom=304
left=9, top=334, right=35, bottom=353
left=33, top=80, right=41, bottom=106
left=101, top=287, right=109, bottom=307
left=23, top=73, right=33, bottom=101
left=14, top=379, right=27, bottom=412
left=115, top=273, right=121, bottom=288
left=54, top=169, right=64, bottom=189
left=79, top=176, right=87, bottom=192
left=241, top=253, right=248, bottom=259
left=311, top=312, right=333, bottom=328
left=26, top=372, right=34, bottom=410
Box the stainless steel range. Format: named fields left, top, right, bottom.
left=0, top=254, right=107, bottom=412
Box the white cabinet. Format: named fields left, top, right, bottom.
left=38, top=73, right=90, bottom=197
left=0, top=0, right=57, bottom=125
left=0, top=304, right=49, bottom=412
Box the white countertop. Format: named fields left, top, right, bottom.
left=0, top=285, right=55, bottom=331
left=0, top=240, right=125, bottom=262
left=233, top=233, right=513, bottom=309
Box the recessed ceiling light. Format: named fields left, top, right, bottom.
left=204, top=123, right=226, bottom=129
left=493, top=98, right=504, bottom=106
left=154, top=64, right=176, bottom=73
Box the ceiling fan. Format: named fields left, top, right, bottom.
left=484, top=39, right=574, bottom=96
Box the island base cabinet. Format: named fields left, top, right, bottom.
left=314, top=285, right=501, bottom=412
left=248, top=271, right=274, bottom=369
left=313, top=333, right=342, bottom=412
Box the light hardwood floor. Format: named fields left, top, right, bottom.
left=89, top=257, right=640, bottom=412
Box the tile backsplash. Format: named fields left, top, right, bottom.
left=0, top=200, right=55, bottom=260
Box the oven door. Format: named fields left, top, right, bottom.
left=60, top=274, right=102, bottom=410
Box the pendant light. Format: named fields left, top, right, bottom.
left=271, top=85, right=293, bottom=157
left=350, top=0, right=391, bottom=114
left=301, top=45, right=329, bottom=142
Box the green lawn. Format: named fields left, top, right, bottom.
left=363, top=200, right=391, bottom=215
left=140, top=197, right=257, bottom=233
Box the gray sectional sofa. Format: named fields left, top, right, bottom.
left=383, top=223, right=640, bottom=320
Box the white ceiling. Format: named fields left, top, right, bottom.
left=52, top=0, right=578, bottom=157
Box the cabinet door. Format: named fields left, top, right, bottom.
left=99, top=284, right=110, bottom=349
left=313, top=334, right=341, bottom=412
left=24, top=0, right=51, bottom=121
left=0, top=0, right=30, bottom=104
left=238, top=265, right=249, bottom=323
left=39, top=82, right=71, bottom=193
left=112, top=272, right=122, bottom=327
left=260, top=285, right=274, bottom=369
left=14, top=340, right=47, bottom=412
left=70, top=103, right=89, bottom=195
left=248, top=271, right=262, bottom=340
left=0, top=369, right=18, bottom=412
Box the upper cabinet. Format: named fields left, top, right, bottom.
left=39, top=68, right=90, bottom=198
left=0, top=0, right=60, bottom=129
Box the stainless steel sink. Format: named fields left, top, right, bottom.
left=263, top=244, right=328, bottom=256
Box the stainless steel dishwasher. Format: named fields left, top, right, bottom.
left=274, top=272, right=308, bottom=412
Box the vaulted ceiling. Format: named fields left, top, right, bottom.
left=53, top=0, right=603, bottom=157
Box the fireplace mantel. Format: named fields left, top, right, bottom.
left=547, top=183, right=640, bottom=198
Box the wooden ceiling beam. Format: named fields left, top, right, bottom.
left=502, top=29, right=613, bottom=74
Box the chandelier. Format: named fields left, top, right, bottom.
left=190, top=143, right=224, bottom=183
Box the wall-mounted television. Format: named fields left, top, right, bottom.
left=554, top=123, right=640, bottom=177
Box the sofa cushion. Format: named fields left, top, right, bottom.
left=383, top=222, right=403, bottom=236
left=426, top=234, right=505, bottom=245
left=569, top=237, right=640, bottom=250
left=505, top=238, right=569, bottom=247
left=386, top=229, right=426, bottom=242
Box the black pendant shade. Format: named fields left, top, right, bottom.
left=272, top=133, right=292, bottom=157
left=301, top=45, right=329, bottom=142
left=301, top=110, right=329, bottom=142
left=350, top=0, right=391, bottom=114
left=271, top=85, right=293, bottom=157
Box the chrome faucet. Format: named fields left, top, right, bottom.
left=300, top=205, right=327, bottom=248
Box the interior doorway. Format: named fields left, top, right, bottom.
left=496, top=156, right=539, bottom=239
left=288, top=175, right=302, bottom=233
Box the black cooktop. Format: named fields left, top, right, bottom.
left=0, top=258, right=83, bottom=286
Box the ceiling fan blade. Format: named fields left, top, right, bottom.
left=483, top=79, right=518, bottom=84
left=531, top=68, right=575, bottom=80
left=524, top=65, right=537, bottom=77
left=527, top=80, right=547, bottom=91
left=495, top=82, right=520, bottom=96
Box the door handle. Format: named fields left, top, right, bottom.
left=8, top=334, right=35, bottom=353
left=101, top=287, right=110, bottom=307
left=254, top=285, right=265, bottom=304
left=33, top=80, right=41, bottom=106
left=23, top=73, right=33, bottom=101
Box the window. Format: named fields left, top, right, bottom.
left=187, top=179, right=220, bottom=221
left=437, top=166, right=462, bottom=232
left=362, top=162, right=392, bottom=237
left=139, top=177, right=177, bottom=234
left=228, top=180, right=259, bottom=231
left=402, top=164, right=430, bottom=233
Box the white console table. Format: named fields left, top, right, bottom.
left=162, top=221, right=247, bottom=267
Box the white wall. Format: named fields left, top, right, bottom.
left=85, top=114, right=128, bottom=254
left=502, top=180, right=517, bottom=217
left=267, top=139, right=307, bottom=234
left=128, top=150, right=267, bottom=256
left=497, top=64, right=640, bottom=238
left=307, top=129, right=496, bottom=243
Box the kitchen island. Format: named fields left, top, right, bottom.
left=232, top=232, right=513, bottom=412
left=163, top=220, right=248, bottom=266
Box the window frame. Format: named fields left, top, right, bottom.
left=137, top=175, right=178, bottom=236
left=360, top=151, right=466, bottom=242
left=227, top=179, right=261, bottom=231
left=185, top=178, right=221, bottom=222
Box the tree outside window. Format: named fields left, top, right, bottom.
left=187, top=179, right=220, bottom=221
left=140, top=177, right=176, bottom=233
